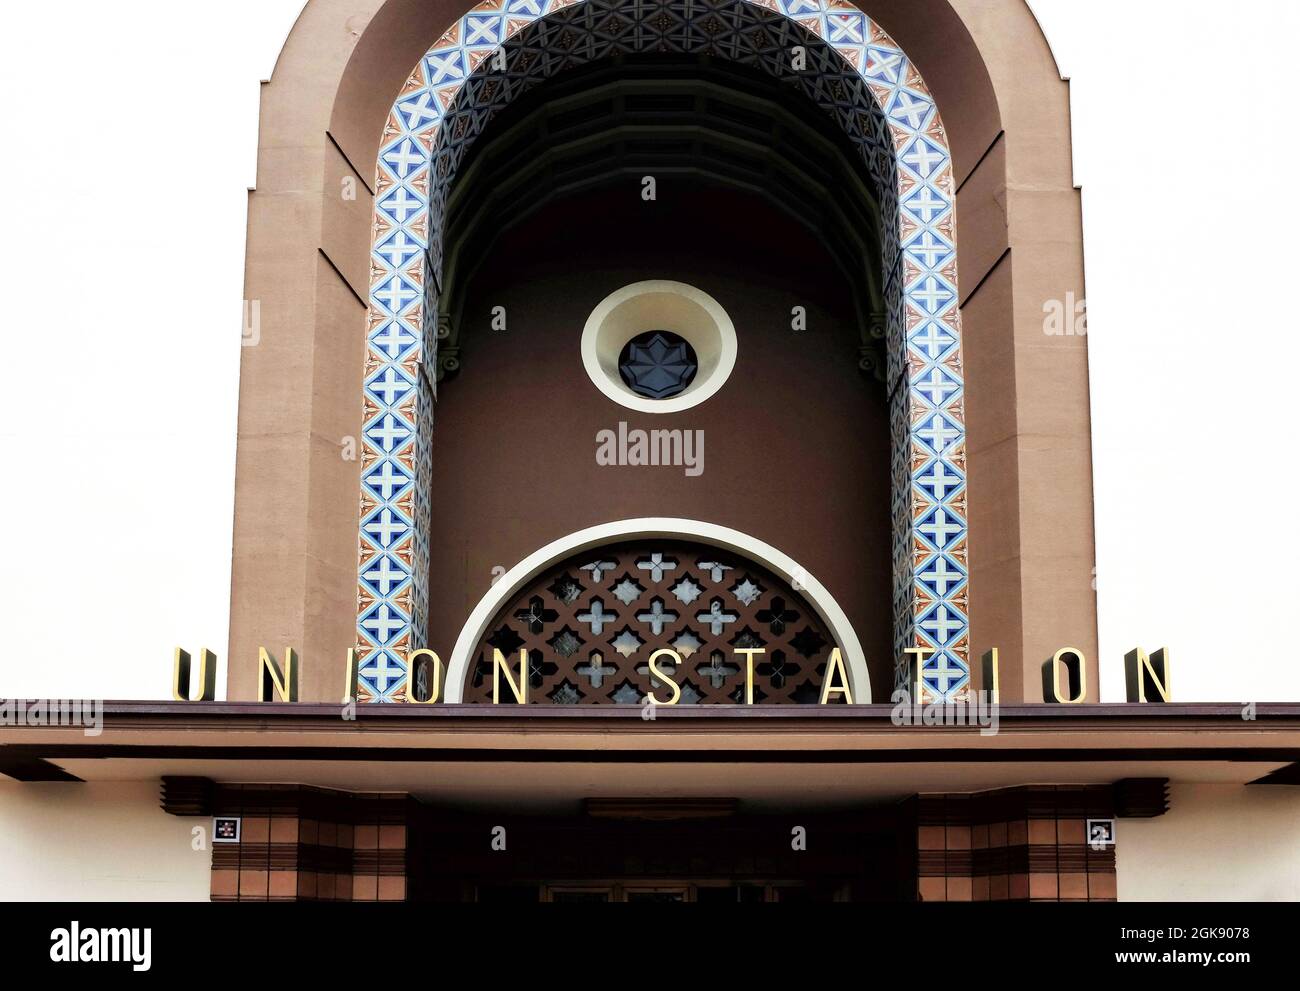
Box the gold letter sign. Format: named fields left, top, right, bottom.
left=407, top=649, right=445, bottom=704
left=818, top=648, right=854, bottom=704
left=172, top=648, right=217, bottom=702
left=1041, top=647, right=1087, bottom=704
left=1124, top=647, right=1171, bottom=703
left=981, top=648, right=1000, bottom=704
left=493, top=648, right=528, bottom=704
left=258, top=647, right=299, bottom=702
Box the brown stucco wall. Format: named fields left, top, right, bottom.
left=230, top=0, right=1098, bottom=702
left=426, top=183, right=893, bottom=689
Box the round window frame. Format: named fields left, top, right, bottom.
left=581, top=280, right=737, bottom=414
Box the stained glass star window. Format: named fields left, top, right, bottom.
left=618, top=331, right=698, bottom=400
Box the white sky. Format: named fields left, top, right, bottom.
left=0, top=0, right=1294, bottom=703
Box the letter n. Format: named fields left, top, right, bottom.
left=493, top=648, right=528, bottom=704
left=258, top=647, right=299, bottom=702
left=1124, top=647, right=1170, bottom=703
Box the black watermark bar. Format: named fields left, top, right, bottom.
left=0, top=901, right=1289, bottom=979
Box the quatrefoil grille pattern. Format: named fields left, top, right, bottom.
left=467, top=540, right=841, bottom=704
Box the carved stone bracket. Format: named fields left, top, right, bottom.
left=859, top=311, right=887, bottom=384
left=435, top=311, right=460, bottom=383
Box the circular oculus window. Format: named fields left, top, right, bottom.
left=581, top=280, right=736, bottom=414
left=618, top=330, right=698, bottom=400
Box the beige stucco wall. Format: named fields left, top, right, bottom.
left=0, top=782, right=210, bottom=901
left=1117, top=783, right=1300, bottom=902
left=3, top=779, right=1295, bottom=900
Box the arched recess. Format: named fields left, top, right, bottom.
left=442, top=519, right=872, bottom=703
left=353, top=0, right=969, bottom=703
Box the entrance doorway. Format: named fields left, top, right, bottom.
left=410, top=804, right=913, bottom=903
left=502, top=881, right=847, bottom=903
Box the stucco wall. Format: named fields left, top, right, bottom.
left=0, top=781, right=210, bottom=901
left=429, top=184, right=894, bottom=690
left=1117, top=783, right=1300, bottom=902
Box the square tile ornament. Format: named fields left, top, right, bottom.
left=213, top=817, right=242, bottom=843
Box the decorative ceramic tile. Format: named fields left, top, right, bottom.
left=357, top=0, right=968, bottom=702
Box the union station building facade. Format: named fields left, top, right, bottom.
left=2, top=0, right=1299, bottom=903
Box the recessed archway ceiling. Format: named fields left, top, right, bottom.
left=438, top=53, right=889, bottom=384
left=355, top=0, right=971, bottom=708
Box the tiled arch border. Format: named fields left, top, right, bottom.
left=354, top=0, right=968, bottom=703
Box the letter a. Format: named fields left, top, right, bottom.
left=595, top=429, right=617, bottom=466
left=819, top=648, right=854, bottom=704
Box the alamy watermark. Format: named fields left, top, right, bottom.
left=50, top=922, right=150, bottom=971
left=596, top=422, right=704, bottom=477
left=1042, top=292, right=1087, bottom=337
left=0, top=698, right=103, bottom=736
left=890, top=688, right=999, bottom=736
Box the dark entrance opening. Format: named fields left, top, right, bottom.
left=408, top=803, right=914, bottom=903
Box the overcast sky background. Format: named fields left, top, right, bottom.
left=0, top=1, right=1294, bottom=702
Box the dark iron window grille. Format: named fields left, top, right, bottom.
left=469, top=540, right=843, bottom=705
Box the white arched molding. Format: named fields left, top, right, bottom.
left=445, top=518, right=871, bottom=703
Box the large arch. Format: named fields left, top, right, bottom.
left=352, top=0, right=967, bottom=703
left=230, top=0, right=1099, bottom=705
